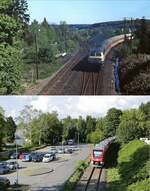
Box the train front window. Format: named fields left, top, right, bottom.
left=90, top=51, right=95, bottom=56
left=93, top=150, right=103, bottom=157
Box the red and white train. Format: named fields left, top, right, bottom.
left=90, top=137, right=115, bottom=167
left=88, top=33, right=132, bottom=63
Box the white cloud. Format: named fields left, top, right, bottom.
left=4, top=96, right=149, bottom=119
left=7, top=109, right=17, bottom=118
left=30, top=96, right=50, bottom=112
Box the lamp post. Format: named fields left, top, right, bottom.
left=15, top=134, right=19, bottom=185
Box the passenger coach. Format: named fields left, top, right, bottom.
left=90, top=137, right=115, bottom=167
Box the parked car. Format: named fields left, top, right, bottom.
left=57, top=148, right=65, bottom=154
left=7, top=161, right=19, bottom=170
left=22, top=154, right=32, bottom=162
left=67, top=139, right=75, bottom=145
left=0, top=177, right=10, bottom=186
left=19, top=153, right=25, bottom=160
left=49, top=147, right=57, bottom=154
left=69, top=146, right=78, bottom=151
left=42, top=153, right=55, bottom=163
left=0, top=165, right=10, bottom=174
left=10, top=152, right=19, bottom=159
left=64, top=148, right=73, bottom=154
left=32, top=153, right=43, bottom=162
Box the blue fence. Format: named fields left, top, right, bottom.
left=114, top=58, right=121, bottom=93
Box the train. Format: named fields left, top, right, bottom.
left=90, top=137, right=115, bottom=167
left=88, top=34, right=132, bottom=64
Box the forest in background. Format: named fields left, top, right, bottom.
left=0, top=101, right=149, bottom=150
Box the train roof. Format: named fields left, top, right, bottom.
left=90, top=47, right=102, bottom=53
left=94, top=136, right=116, bottom=150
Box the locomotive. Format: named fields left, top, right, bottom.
left=88, top=34, right=132, bottom=64
left=90, top=137, right=115, bottom=167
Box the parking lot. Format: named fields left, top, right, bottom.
left=1, top=144, right=91, bottom=191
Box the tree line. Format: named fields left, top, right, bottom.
left=0, top=0, right=90, bottom=94
left=0, top=106, right=17, bottom=151
left=0, top=101, right=149, bottom=150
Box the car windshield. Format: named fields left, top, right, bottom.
left=44, top=155, right=50, bottom=158
left=93, top=150, right=103, bottom=157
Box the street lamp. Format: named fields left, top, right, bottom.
left=15, top=134, right=20, bottom=185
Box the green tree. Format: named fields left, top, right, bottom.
left=62, top=116, right=77, bottom=141
left=135, top=17, right=149, bottom=54
left=0, top=108, right=5, bottom=150
left=0, top=44, right=22, bottom=94
left=40, top=112, right=62, bottom=145
left=17, top=105, right=40, bottom=145
left=88, top=130, right=104, bottom=144
left=0, top=0, right=29, bottom=94
left=4, top=116, right=16, bottom=142
left=117, top=109, right=145, bottom=144
left=86, top=116, right=96, bottom=142
left=104, top=108, right=122, bottom=137
left=76, top=116, right=86, bottom=143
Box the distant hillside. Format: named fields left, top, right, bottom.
left=91, top=19, right=150, bottom=29
left=49, top=19, right=150, bottom=31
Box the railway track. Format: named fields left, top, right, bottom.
left=39, top=48, right=88, bottom=95
left=84, top=167, right=102, bottom=191
left=80, top=70, right=102, bottom=95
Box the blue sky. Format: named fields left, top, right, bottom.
left=27, top=0, right=150, bottom=24
left=0, top=96, right=149, bottom=119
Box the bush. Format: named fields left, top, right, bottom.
left=118, top=140, right=150, bottom=184
left=127, top=179, right=150, bottom=191
left=64, top=160, right=88, bottom=191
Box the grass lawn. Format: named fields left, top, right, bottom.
left=22, top=62, right=63, bottom=83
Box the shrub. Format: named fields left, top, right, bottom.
left=118, top=140, right=149, bottom=184
left=127, top=179, right=150, bottom=191
left=64, top=160, right=88, bottom=191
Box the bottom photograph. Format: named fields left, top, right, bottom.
left=0, top=96, right=149, bottom=191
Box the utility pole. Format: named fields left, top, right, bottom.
left=35, top=33, right=39, bottom=80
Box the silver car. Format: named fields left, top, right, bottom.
left=0, top=165, right=10, bottom=174
left=7, top=161, right=19, bottom=170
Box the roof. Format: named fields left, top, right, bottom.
left=94, top=136, right=116, bottom=150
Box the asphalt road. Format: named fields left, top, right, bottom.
left=1, top=144, right=91, bottom=191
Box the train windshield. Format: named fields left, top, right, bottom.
left=90, top=51, right=95, bottom=56
left=93, top=150, right=103, bottom=157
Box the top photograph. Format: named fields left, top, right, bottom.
left=0, top=0, right=150, bottom=95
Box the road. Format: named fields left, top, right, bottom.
left=1, top=145, right=91, bottom=191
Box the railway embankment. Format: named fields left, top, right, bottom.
left=107, top=140, right=150, bottom=191
left=119, top=54, right=150, bottom=94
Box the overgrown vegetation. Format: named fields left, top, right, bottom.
left=64, top=160, right=88, bottom=191
left=107, top=140, right=150, bottom=191
left=118, top=17, right=150, bottom=94
left=0, top=0, right=29, bottom=94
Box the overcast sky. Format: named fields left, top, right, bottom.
left=0, top=96, right=149, bottom=119
left=27, top=0, right=150, bottom=24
